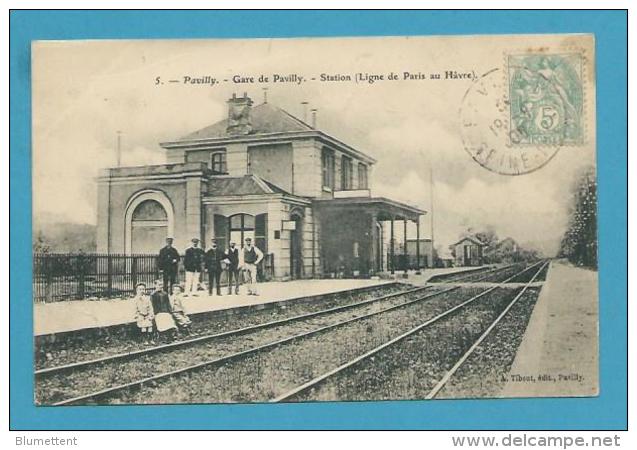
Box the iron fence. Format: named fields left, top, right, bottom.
left=386, top=254, right=428, bottom=272
left=33, top=252, right=275, bottom=303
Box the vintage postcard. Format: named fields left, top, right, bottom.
left=31, top=34, right=597, bottom=406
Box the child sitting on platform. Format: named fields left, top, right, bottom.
left=150, top=279, right=178, bottom=342
left=133, top=282, right=154, bottom=343
left=170, top=284, right=192, bottom=333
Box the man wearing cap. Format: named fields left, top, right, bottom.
left=184, top=237, right=205, bottom=296
left=241, top=237, right=264, bottom=296
left=205, top=238, right=223, bottom=296
left=158, top=237, right=180, bottom=293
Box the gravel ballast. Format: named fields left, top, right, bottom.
left=293, top=287, right=524, bottom=402
left=436, top=287, right=541, bottom=398
left=99, top=287, right=489, bottom=404
left=506, top=263, right=549, bottom=283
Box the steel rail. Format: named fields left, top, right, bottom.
left=49, top=263, right=531, bottom=406
left=37, top=285, right=422, bottom=377
left=37, top=263, right=512, bottom=377
left=425, top=260, right=550, bottom=399
left=270, top=260, right=546, bottom=403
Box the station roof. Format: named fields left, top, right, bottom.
left=207, top=175, right=290, bottom=197
left=160, top=102, right=377, bottom=165
left=180, top=103, right=312, bottom=141
left=451, top=236, right=488, bottom=247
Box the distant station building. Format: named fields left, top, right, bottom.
left=96, top=93, right=425, bottom=279
left=451, top=236, right=487, bottom=267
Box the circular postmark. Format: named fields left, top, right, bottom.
left=460, top=59, right=581, bottom=176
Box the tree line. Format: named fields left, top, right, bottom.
left=558, top=166, right=597, bottom=269
left=449, top=227, right=540, bottom=264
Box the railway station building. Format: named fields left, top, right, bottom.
left=96, top=93, right=425, bottom=279
left=451, top=236, right=487, bottom=267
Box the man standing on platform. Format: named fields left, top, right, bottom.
left=224, top=241, right=241, bottom=295
left=205, top=238, right=223, bottom=296
left=241, top=237, right=263, bottom=296
left=184, top=237, right=204, bottom=297
left=158, top=237, right=180, bottom=293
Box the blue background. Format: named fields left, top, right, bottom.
left=9, top=10, right=627, bottom=430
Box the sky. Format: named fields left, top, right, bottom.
left=32, top=35, right=596, bottom=256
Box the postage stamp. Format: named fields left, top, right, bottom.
left=507, top=53, right=584, bottom=146
left=459, top=49, right=587, bottom=176
left=459, top=68, right=561, bottom=176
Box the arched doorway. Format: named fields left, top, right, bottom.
left=131, top=200, right=168, bottom=254
left=125, top=190, right=175, bottom=255
left=290, top=211, right=304, bottom=279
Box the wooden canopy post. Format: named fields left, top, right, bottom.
left=390, top=217, right=395, bottom=275
left=379, top=222, right=384, bottom=271
left=403, top=218, right=408, bottom=278
left=369, top=213, right=378, bottom=275
left=416, top=219, right=422, bottom=275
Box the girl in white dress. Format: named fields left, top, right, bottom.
left=133, top=283, right=154, bottom=343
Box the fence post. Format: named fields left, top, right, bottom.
left=107, top=254, right=113, bottom=297
left=45, top=256, right=53, bottom=303
left=131, top=256, right=137, bottom=289
left=155, top=255, right=160, bottom=281
left=78, top=254, right=86, bottom=299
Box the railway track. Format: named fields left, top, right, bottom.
left=272, top=260, right=548, bottom=402
left=38, top=262, right=540, bottom=405
left=425, top=260, right=549, bottom=399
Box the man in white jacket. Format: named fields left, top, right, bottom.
left=241, top=237, right=263, bottom=296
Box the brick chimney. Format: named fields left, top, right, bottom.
left=226, top=92, right=253, bottom=135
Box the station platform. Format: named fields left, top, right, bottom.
left=501, top=259, right=599, bottom=397
left=34, top=278, right=393, bottom=336
left=385, top=265, right=490, bottom=286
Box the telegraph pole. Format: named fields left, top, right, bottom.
left=430, top=164, right=435, bottom=267
left=116, top=130, right=122, bottom=167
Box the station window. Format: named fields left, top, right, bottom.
left=211, top=150, right=227, bottom=174
left=216, top=213, right=267, bottom=252
left=214, top=214, right=228, bottom=251
left=322, top=148, right=335, bottom=190
left=132, top=199, right=167, bottom=223
left=229, top=213, right=255, bottom=246
left=341, top=156, right=353, bottom=190
left=358, top=163, right=368, bottom=189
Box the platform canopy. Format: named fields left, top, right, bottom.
left=314, top=196, right=425, bottom=222
left=315, top=196, right=426, bottom=275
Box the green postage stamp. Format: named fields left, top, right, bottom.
left=507, top=53, right=584, bottom=146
